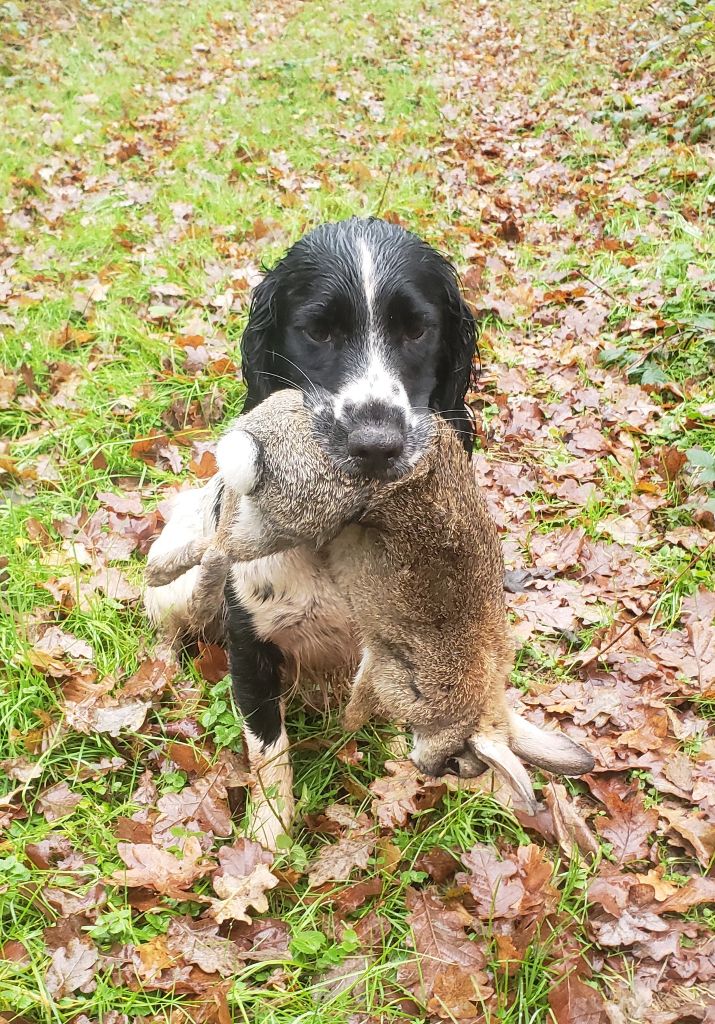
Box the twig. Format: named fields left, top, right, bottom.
left=570, top=534, right=715, bottom=672
left=575, top=269, right=621, bottom=307
left=375, top=156, right=399, bottom=218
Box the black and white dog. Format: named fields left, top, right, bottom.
left=145, top=217, right=477, bottom=846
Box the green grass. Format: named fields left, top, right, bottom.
left=1, top=0, right=714, bottom=1020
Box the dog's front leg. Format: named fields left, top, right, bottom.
left=243, top=719, right=294, bottom=852
left=225, top=578, right=294, bottom=852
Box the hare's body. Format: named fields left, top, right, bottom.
left=146, top=390, right=593, bottom=848
left=328, top=430, right=513, bottom=775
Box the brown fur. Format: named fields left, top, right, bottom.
left=147, top=391, right=593, bottom=809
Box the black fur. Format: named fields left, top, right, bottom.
left=225, top=579, right=284, bottom=751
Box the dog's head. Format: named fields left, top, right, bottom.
left=241, top=217, right=476, bottom=480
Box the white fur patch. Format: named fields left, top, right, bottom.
left=144, top=477, right=221, bottom=633
left=215, top=429, right=260, bottom=494
left=358, top=238, right=376, bottom=317
left=244, top=726, right=295, bottom=851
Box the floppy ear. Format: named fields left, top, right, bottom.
left=430, top=261, right=478, bottom=453
left=467, top=714, right=594, bottom=813
left=468, top=736, right=539, bottom=814
left=240, top=272, right=281, bottom=411
left=508, top=714, right=595, bottom=776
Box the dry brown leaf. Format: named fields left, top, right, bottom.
left=111, top=837, right=210, bottom=896
left=398, top=888, right=491, bottom=1016
left=32, top=626, right=93, bottom=662
left=79, top=567, right=140, bottom=608
left=165, top=917, right=242, bottom=977
left=331, top=877, right=383, bottom=914
left=209, top=862, right=279, bottom=924
left=153, top=771, right=233, bottom=842
left=544, top=782, right=600, bottom=858
left=44, top=881, right=107, bottom=919
left=308, top=834, right=375, bottom=888
left=65, top=699, right=149, bottom=737
left=37, top=782, right=82, bottom=822
left=549, top=974, right=608, bottom=1024
left=589, top=778, right=658, bottom=863
left=119, top=657, right=176, bottom=699
left=45, top=937, right=99, bottom=997
left=369, top=760, right=445, bottom=829
left=659, top=805, right=715, bottom=868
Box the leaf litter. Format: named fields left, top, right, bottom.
left=1, top=0, right=714, bottom=1021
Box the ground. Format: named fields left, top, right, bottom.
left=0, top=0, right=714, bottom=1022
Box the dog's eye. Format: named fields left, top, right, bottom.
left=403, top=316, right=425, bottom=341
left=305, top=322, right=332, bottom=344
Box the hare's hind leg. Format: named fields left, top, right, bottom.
left=186, top=548, right=231, bottom=631
left=343, top=649, right=383, bottom=731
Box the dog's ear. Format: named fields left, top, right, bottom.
left=430, top=262, right=478, bottom=453
left=240, top=272, right=281, bottom=411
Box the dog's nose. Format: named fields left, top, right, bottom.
left=347, top=423, right=405, bottom=468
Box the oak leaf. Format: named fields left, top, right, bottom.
left=398, top=889, right=491, bottom=1017
left=45, top=937, right=99, bottom=997
left=308, top=835, right=375, bottom=888
left=165, top=917, right=242, bottom=977
left=209, top=862, right=279, bottom=924
left=111, top=837, right=210, bottom=896
left=589, top=778, right=657, bottom=863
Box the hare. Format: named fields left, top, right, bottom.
left=146, top=389, right=593, bottom=847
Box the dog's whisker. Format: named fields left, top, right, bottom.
left=268, top=351, right=322, bottom=403
left=255, top=369, right=311, bottom=399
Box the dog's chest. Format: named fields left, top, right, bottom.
left=228, top=547, right=355, bottom=670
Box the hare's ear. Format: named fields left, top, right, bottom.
left=468, top=736, right=538, bottom=815
left=508, top=714, right=595, bottom=776
left=467, top=716, right=593, bottom=812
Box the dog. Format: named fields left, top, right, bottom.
left=145, top=217, right=479, bottom=844
left=146, top=391, right=593, bottom=849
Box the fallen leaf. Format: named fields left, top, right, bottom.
left=65, top=699, right=149, bottom=737
left=398, top=888, right=492, bottom=1013
left=209, top=862, right=279, bottom=924
left=589, top=778, right=658, bottom=863
left=45, top=938, right=99, bottom=997
left=165, top=917, right=242, bottom=977
left=332, top=877, right=383, bottom=914
left=37, top=782, right=82, bottom=822
left=369, top=760, right=445, bottom=829
left=544, top=782, right=600, bottom=858
left=153, top=771, right=233, bottom=841
left=44, top=881, right=107, bottom=918
left=32, top=626, right=93, bottom=662
left=659, top=805, right=715, bottom=868
left=549, top=973, right=608, bottom=1024
left=80, top=567, right=140, bottom=608
left=111, top=837, right=210, bottom=896
left=414, top=848, right=461, bottom=884
left=308, top=834, right=375, bottom=888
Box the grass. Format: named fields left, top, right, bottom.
left=1, top=0, right=714, bottom=1020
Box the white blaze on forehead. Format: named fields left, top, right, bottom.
left=358, top=238, right=376, bottom=320
left=333, top=235, right=411, bottom=422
